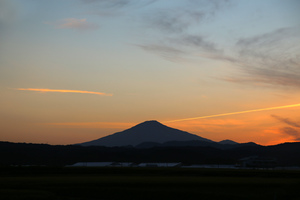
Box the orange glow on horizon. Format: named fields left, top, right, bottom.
left=16, top=88, right=113, bottom=96
left=164, top=103, right=300, bottom=123
left=164, top=107, right=300, bottom=146
left=47, top=122, right=135, bottom=129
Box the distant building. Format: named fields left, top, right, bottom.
left=138, top=163, right=181, bottom=168
left=67, top=162, right=182, bottom=168
left=183, top=164, right=236, bottom=169
left=67, top=162, right=114, bottom=167
left=238, top=156, right=277, bottom=168
left=67, top=162, right=135, bottom=167
left=110, top=162, right=133, bottom=167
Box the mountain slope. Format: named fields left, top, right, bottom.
left=80, top=120, right=214, bottom=147
left=218, top=140, right=239, bottom=145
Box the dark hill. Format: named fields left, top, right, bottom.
left=0, top=141, right=300, bottom=166
left=135, top=140, right=254, bottom=149
left=80, top=120, right=214, bottom=147
left=219, top=140, right=239, bottom=145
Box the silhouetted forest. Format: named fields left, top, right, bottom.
left=0, top=141, right=300, bottom=166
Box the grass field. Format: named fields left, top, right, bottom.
left=0, top=167, right=300, bottom=200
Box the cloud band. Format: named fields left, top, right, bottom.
left=165, top=103, right=300, bottom=123
left=16, top=88, right=113, bottom=96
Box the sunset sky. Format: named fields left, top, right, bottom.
left=1, top=0, right=299, bottom=146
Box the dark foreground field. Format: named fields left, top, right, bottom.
left=1, top=167, right=300, bottom=200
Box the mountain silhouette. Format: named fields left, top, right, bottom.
left=135, top=140, right=244, bottom=149
left=80, top=120, right=214, bottom=147
left=218, top=140, right=239, bottom=145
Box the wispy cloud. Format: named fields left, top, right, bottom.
left=46, top=18, right=99, bottom=31
left=145, top=0, right=231, bottom=34
left=138, top=34, right=223, bottom=63
left=136, top=44, right=187, bottom=62
left=79, top=0, right=158, bottom=26
left=137, top=44, right=185, bottom=55
left=229, top=27, right=300, bottom=89
left=165, top=103, right=300, bottom=123
left=142, top=27, right=300, bottom=90
left=271, top=115, right=300, bottom=128
left=146, top=10, right=199, bottom=34
left=176, top=35, right=221, bottom=52
left=16, top=88, right=112, bottom=96
left=171, top=34, right=223, bottom=57
left=79, top=0, right=300, bottom=90
left=279, top=127, right=300, bottom=141
left=272, top=115, right=300, bottom=141
left=137, top=0, right=231, bottom=63
left=80, top=0, right=157, bottom=9
left=80, top=0, right=229, bottom=62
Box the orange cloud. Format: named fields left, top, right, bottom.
left=45, top=18, right=99, bottom=31
left=165, top=103, right=300, bottom=123
left=262, top=127, right=300, bottom=146
left=165, top=112, right=300, bottom=145
left=16, top=88, right=113, bottom=96
left=166, top=118, right=246, bottom=130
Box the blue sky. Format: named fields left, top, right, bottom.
left=0, top=0, right=299, bottom=145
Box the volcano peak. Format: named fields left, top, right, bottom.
left=80, top=120, right=213, bottom=147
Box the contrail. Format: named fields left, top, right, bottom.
left=16, top=88, right=113, bottom=96
left=165, top=103, right=300, bottom=123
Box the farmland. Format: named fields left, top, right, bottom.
left=1, top=167, right=300, bottom=200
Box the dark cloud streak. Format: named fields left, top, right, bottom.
left=81, top=0, right=300, bottom=90
left=80, top=0, right=157, bottom=8
left=138, top=0, right=231, bottom=63
left=145, top=0, right=231, bottom=34
left=146, top=9, right=207, bottom=34
left=229, top=27, right=300, bottom=89
left=279, top=127, right=300, bottom=141
left=272, top=115, right=300, bottom=128
left=136, top=44, right=187, bottom=63
left=272, top=115, right=300, bottom=141
left=138, top=34, right=223, bottom=63
left=176, top=35, right=222, bottom=53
